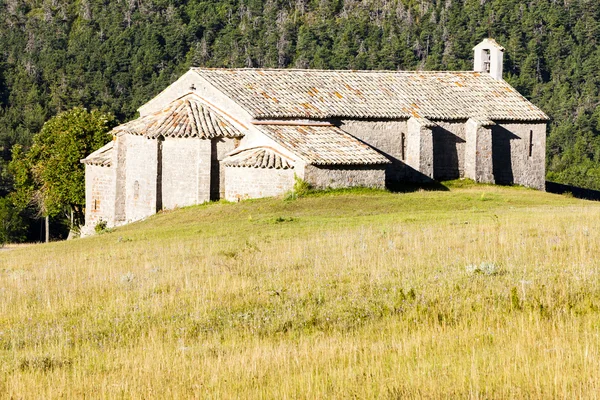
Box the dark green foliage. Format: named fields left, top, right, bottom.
left=94, top=219, right=108, bottom=234
left=0, top=197, right=27, bottom=245
left=0, top=0, right=600, bottom=200
left=9, top=107, right=114, bottom=228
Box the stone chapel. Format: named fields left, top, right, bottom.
left=81, top=39, right=548, bottom=234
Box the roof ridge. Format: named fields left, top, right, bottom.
left=192, top=67, right=480, bottom=75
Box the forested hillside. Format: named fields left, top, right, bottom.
left=1, top=0, right=600, bottom=238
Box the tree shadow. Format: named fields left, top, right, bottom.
left=545, top=181, right=600, bottom=201
left=387, top=180, right=450, bottom=193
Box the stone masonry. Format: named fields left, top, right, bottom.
left=225, top=166, right=295, bottom=201
left=303, top=165, right=386, bottom=190
left=82, top=40, right=549, bottom=233
left=464, top=119, right=494, bottom=184
left=84, top=164, right=115, bottom=229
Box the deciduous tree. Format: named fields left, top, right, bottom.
left=10, top=107, right=115, bottom=238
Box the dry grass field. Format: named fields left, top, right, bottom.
left=2, top=182, right=600, bottom=398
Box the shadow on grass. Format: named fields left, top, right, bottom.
left=387, top=181, right=450, bottom=193
left=288, top=181, right=449, bottom=200
left=298, top=180, right=450, bottom=198
left=546, top=181, right=600, bottom=201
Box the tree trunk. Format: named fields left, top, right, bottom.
left=45, top=216, right=49, bottom=243
left=67, top=210, right=80, bottom=240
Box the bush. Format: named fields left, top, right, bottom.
left=284, top=175, right=312, bottom=200
left=94, top=219, right=109, bottom=234
left=0, top=197, right=27, bottom=245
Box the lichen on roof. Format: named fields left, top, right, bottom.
left=256, top=124, right=390, bottom=166
left=193, top=68, right=548, bottom=122
left=113, top=94, right=244, bottom=139
left=223, top=147, right=294, bottom=169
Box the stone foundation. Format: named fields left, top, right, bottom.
left=225, top=166, right=295, bottom=201
left=304, top=165, right=386, bottom=189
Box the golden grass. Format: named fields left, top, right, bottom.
left=2, top=184, right=600, bottom=398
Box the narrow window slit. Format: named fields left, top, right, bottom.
left=401, top=132, right=406, bottom=161
left=528, top=130, right=533, bottom=157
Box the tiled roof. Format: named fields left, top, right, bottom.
left=114, top=95, right=244, bottom=139
left=223, top=147, right=294, bottom=169
left=193, top=68, right=548, bottom=121
left=81, top=142, right=113, bottom=167
left=256, top=124, right=390, bottom=165
left=411, top=117, right=437, bottom=128
left=474, top=38, right=505, bottom=51
left=469, top=117, right=496, bottom=126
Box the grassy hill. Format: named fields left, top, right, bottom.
left=2, top=182, right=600, bottom=398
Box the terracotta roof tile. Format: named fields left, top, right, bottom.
left=256, top=124, right=390, bottom=165
left=114, top=95, right=244, bottom=139
left=81, top=141, right=113, bottom=167
left=193, top=68, right=548, bottom=121
left=223, top=147, right=294, bottom=169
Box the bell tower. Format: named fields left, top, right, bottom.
left=473, top=38, right=505, bottom=80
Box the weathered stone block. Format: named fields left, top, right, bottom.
left=225, top=166, right=295, bottom=201
left=304, top=165, right=386, bottom=189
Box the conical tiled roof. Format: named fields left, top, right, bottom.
left=223, top=147, right=294, bottom=169
left=114, top=95, right=244, bottom=139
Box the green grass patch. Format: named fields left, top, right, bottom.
left=1, top=184, right=599, bottom=397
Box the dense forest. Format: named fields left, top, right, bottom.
left=1, top=0, right=600, bottom=240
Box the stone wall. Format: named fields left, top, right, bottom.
left=213, top=138, right=237, bottom=200
left=82, top=164, right=115, bottom=235
left=304, top=165, right=386, bottom=189
left=124, top=134, right=158, bottom=223
left=338, top=120, right=410, bottom=184
left=336, top=118, right=545, bottom=189
left=114, top=135, right=127, bottom=224
left=464, top=119, right=494, bottom=184
left=406, top=118, right=434, bottom=182
left=431, top=121, right=467, bottom=180
left=492, top=122, right=546, bottom=190
left=337, top=119, right=464, bottom=185
left=144, top=137, right=237, bottom=210
left=161, top=138, right=205, bottom=209
left=108, top=135, right=239, bottom=227
left=225, top=166, right=295, bottom=201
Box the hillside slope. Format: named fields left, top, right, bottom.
left=2, top=0, right=600, bottom=190
left=2, top=184, right=600, bottom=397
